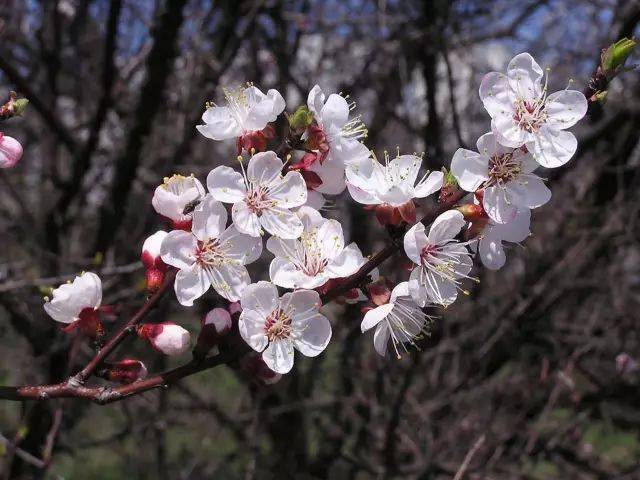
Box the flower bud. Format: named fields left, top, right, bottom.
left=141, top=231, right=168, bottom=292
left=193, top=308, right=233, bottom=359
left=457, top=203, right=486, bottom=222
left=99, top=359, right=148, bottom=384
left=616, top=353, right=639, bottom=375
left=228, top=301, right=242, bottom=317
left=0, top=133, right=23, bottom=169
left=137, top=322, right=190, bottom=356
left=288, top=106, right=314, bottom=133
left=601, top=38, right=636, bottom=74
left=367, top=279, right=392, bottom=306
left=304, top=124, right=330, bottom=163
left=239, top=351, right=282, bottom=385
left=0, top=92, right=29, bottom=120
left=298, top=169, right=323, bottom=190
left=439, top=168, right=460, bottom=203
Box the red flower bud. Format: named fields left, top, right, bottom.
left=305, top=124, right=330, bottom=163
left=62, top=307, right=104, bottom=338
left=99, top=359, right=148, bottom=384
left=299, top=169, right=323, bottom=190
left=367, top=280, right=392, bottom=306
left=193, top=308, right=233, bottom=359
left=145, top=268, right=165, bottom=293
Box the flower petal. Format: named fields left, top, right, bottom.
left=507, top=176, right=551, bottom=209
left=325, top=243, right=365, bottom=278
left=293, top=313, right=332, bottom=357
left=160, top=230, right=197, bottom=270
left=241, top=281, right=279, bottom=317
left=206, top=263, right=251, bottom=302
left=450, top=148, right=489, bottom=192
left=316, top=219, right=345, bottom=261
left=197, top=106, right=242, bottom=140
left=232, top=201, right=262, bottom=237
left=545, top=90, right=588, bottom=130
left=403, top=222, right=428, bottom=264
left=483, top=186, right=518, bottom=224
left=527, top=127, right=577, bottom=168
left=479, top=230, right=506, bottom=270
left=218, top=224, right=263, bottom=264
left=207, top=166, right=247, bottom=203
left=321, top=93, right=349, bottom=128
left=247, top=151, right=283, bottom=186
left=479, top=71, right=514, bottom=118
left=361, top=303, right=393, bottom=332
left=260, top=208, right=304, bottom=239
left=427, top=210, right=466, bottom=245
left=373, top=324, right=391, bottom=356
left=174, top=265, right=211, bottom=306
left=238, top=309, right=269, bottom=352
left=507, top=52, right=544, bottom=101
left=192, top=195, right=228, bottom=241
left=414, top=170, right=444, bottom=198
left=270, top=171, right=307, bottom=208
left=262, top=338, right=295, bottom=374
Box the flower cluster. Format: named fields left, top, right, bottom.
left=42, top=53, right=587, bottom=381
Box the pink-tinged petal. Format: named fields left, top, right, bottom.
left=545, top=90, right=588, bottom=130
left=269, top=257, right=325, bottom=289
left=191, top=195, right=228, bottom=241
left=239, top=309, right=269, bottom=352
left=507, top=177, right=551, bottom=209
left=414, top=170, right=444, bottom=198
left=361, top=304, right=393, bottom=332
left=281, top=289, right=321, bottom=320
left=160, top=230, right=197, bottom=270
left=270, top=171, right=307, bottom=208
left=493, top=208, right=531, bottom=243
left=483, top=186, right=517, bottom=224
left=218, top=225, right=263, bottom=264
left=262, top=338, right=295, bottom=374
left=266, top=236, right=298, bottom=259
left=403, top=222, right=428, bottom=264
left=207, top=166, right=246, bottom=203
left=232, top=201, right=261, bottom=237
left=174, top=265, right=210, bottom=306
left=321, top=93, right=349, bottom=128
left=73, top=272, right=103, bottom=309
left=347, top=182, right=380, bottom=204
left=260, top=208, right=304, bottom=239
left=377, top=185, right=411, bottom=207
left=450, top=148, right=489, bottom=192
left=479, top=71, right=514, bottom=118
left=427, top=210, right=466, bottom=245
left=241, top=281, right=279, bottom=317
left=197, top=106, right=242, bottom=140
left=507, top=52, right=544, bottom=101
left=325, top=243, right=365, bottom=278
left=293, top=313, right=332, bottom=357
left=309, top=154, right=347, bottom=194
left=373, top=323, right=391, bottom=356
left=247, top=151, right=283, bottom=186
left=0, top=135, right=23, bottom=168
left=527, top=127, right=577, bottom=168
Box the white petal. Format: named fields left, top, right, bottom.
left=410, top=267, right=457, bottom=307
left=304, top=190, right=326, bottom=210
left=218, top=225, right=263, bottom=264
left=192, top=195, right=228, bottom=241
left=475, top=131, right=509, bottom=157
left=321, top=93, right=349, bottom=127
left=207, top=263, right=251, bottom=302
left=377, top=185, right=411, bottom=207
left=241, top=281, right=279, bottom=317
left=483, top=186, right=517, bottom=224
left=142, top=231, right=168, bottom=259
left=403, top=222, right=428, bottom=264
left=75, top=272, right=103, bottom=309
left=390, top=281, right=410, bottom=302
left=309, top=154, right=346, bottom=194
left=207, top=166, right=247, bottom=203
left=270, top=171, right=307, bottom=208
left=492, top=115, right=527, bottom=148
left=281, top=289, right=321, bottom=319
left=174, top=265, right=210, bottom=306
left=388, top=155, right=421, bottom=190
left=293, top=314, right=332, bottom=357
left=479, top=71, right=514, bottom=118
left=152, top=176, right=204, bottom=222
left=262, top=339, right=295, bottom=374
left=373, top=324, right=391, bottom=357
left=414, top=170, right=444, bottom=198
left=239, top=309, right=269, bottom=352
left=507, top=177, right=551, bottom=209
left=160, top=230, right=197, bottom=270
left=479, top=230, right=506, bottom=270
left=325, top=243, right=365, bottom=278
left=307, top=85, right=325, bottom=118
left=507, top=52, right=544, bottom=101
left=493, top=208, right=531, bottom=243
left=427, top=210, right=466, bottom=245
left=265, top=236, right=297, bottom=259
left=269, top=257, right=326, bottom=289
left=545, top=90, right=588, bottom=130
left=450, top=148, right=489, bottom=192
left=527, top=127, right=577, bottom=168
left=197, top=106, right=241, bottom=140
left=247, top=151, right=283, bottom=186
left=232, top=201, right=262, bottom=237
left=244, top=87, right=285, bottom=131
left=347, top=182, right=380, bottom=204
left=316, top=219, right=345, bottom=261
left=361, top=304, right=393, bottom=332
left=260, top=208, right=304, bottom=239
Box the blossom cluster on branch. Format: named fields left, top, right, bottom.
left=40, top=52, right=589, bottom=383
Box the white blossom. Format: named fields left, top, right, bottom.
left=152, top=174, right=205, bottom=227
left=478, top=208, right=531, bottom=270
left=450, top=132, right=551, bottom=223
left=267, top=207, right=365, bottom=289
left=196, top=86, right=285, bottom=141
left=346, top=152, right=443, bottom=207
left=238, top=281, right=332, bottom=374
left=207, top=151, right=307, bottom=238
left=361, top=282, right=433, bottom=358
left=44, top=272, right=102, bottom=324
left=404, top=210, right=474, bottom=306
left=479, top=52, right=587, bottom=168
left=160, top=195, right=262, bottom=305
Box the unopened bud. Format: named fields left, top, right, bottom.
left=288, top=106, right=314, bottom=132
left=240, top=351, right=282, bottom=385
left=193, top=308, right=233, bottom=360
left=367, top=279, right=392, bottom=306
left=0, top=133, right=23, bottom=169
left=137, top=322, right=190, bottom=356
left=0, top=92, right=29, bottom=120
left=602, top=37, right=637, bottom=74
left=145, top=268, right=165, bottom=293
left=439, top=168, right=461, bottom=203
left=457, top=203, right=486, bottom=221
left=228, top=301, right=242, bottom=317
left=99, top=359, right=148, bottom=384
left=141, top=231, right=168, bottom=269
left=12, top=98, right=29, bottom=116
left=616, top=353, right=639, bottom=375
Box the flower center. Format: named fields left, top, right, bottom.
left=488, top=152, right=521, bottom=185
left=264, top=307, right=293, bottom=341
left=245, top=186, right=273, bottom=214
left=196, top=239, right=227, bottom=267
left=513, top=98, right=547, bottom=133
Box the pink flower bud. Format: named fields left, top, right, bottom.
left=145, top=268, right=165, bottom=293
left=240, top=351, right=282, bottom=385
left=141, top=231, right=168, bottom=270
left=100, top=359, right=148, bottom=384
left=137, top=322, right=190, bottom=356
left=367, top=280, right=392, bottom=306
left=228, top=301, right=242, bottom=316
left=0, top=133, right=23, bottom=168
left=193, top=308, right=232, bottom=359
left=616, top=353, right=639, bottom=375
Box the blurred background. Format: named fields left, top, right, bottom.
left=0, top=0, right=639, bottom=478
